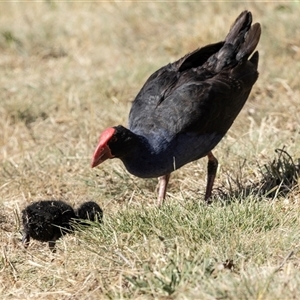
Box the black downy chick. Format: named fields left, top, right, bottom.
left=22, top=200, right=76, bottom=252
left=22, top=200, right=103, bottom=251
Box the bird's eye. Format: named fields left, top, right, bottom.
left=110, top=136, right=117, bottom=143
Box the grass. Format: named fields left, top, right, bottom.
left=1, top=1, right=300, bottom=299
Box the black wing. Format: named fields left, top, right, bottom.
left=129, top=11, right=260, bottom=139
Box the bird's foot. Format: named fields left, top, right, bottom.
left=22, top=234, right=30, bottom=249
left=48, top=241, right=57, bottom=253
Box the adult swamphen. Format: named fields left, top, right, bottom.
left=92, top=11, right=261, bottom=205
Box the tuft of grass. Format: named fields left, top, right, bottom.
left=218, top=147, right=300, bottom=202
left=259, top=147, right=300, bottom=198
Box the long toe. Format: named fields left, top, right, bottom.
left=22, top=233, right=30, bottom=249
left=48, top=240, right=57, bottom=252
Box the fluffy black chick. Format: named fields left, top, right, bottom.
left=22, top=200, right=103, bottom=251
left=22, top=200, right=76, bottom=252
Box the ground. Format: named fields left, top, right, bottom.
left=1, top=2, right=300, bottom=299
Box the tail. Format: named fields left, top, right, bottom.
left=207, top=11, right=261, bottom=72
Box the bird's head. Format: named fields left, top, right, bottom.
left=76, top=201, right=103, bottom=223
left=91, top=125, right=136, bottom=168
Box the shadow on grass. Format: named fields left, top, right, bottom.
left=217, top=147, right=300, bottom=201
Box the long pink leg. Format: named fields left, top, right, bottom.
left=204, top=151, right=218, bottom=203
left=157, top=174, right=170, bottom=206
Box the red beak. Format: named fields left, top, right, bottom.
left=92, top=127, right=116, bottom=168
left=91, top=144, right=113, bottom=168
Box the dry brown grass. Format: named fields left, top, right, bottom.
left=1, top=2, right=300, bottom=299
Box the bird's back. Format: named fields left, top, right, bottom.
left=22, top=200, right=75, bottom=242
left=129, top=11, right=261, bottom=150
